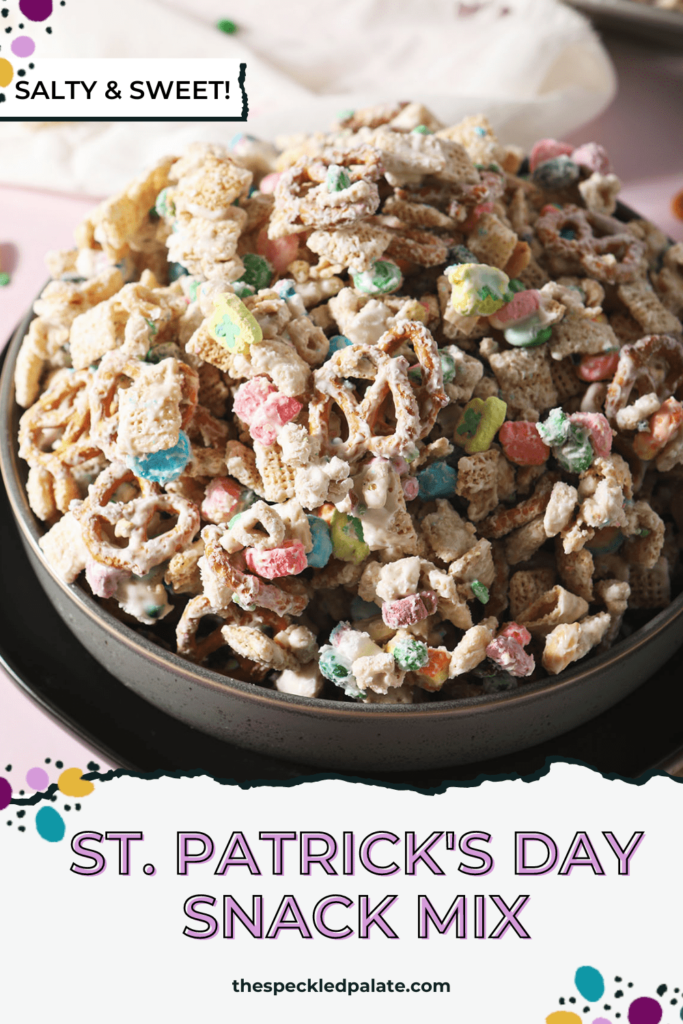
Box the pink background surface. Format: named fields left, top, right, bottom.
left=1, top=33, right=682, bottom=776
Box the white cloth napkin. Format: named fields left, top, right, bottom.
left=0, top=0, right=616, bottom=196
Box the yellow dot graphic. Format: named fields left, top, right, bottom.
left=546, top=1014, right=582, bottom=1024
left=0, top=58, right=14, bottom=88
left=58, top=767, right=95, bottom=798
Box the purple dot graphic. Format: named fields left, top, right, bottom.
left=19, top=0, right=53, bottom=20
left=628, top=997, right=663, bottom=1024
left=592, top=1019, right=612, bottom=1024
left=0, top=777, right=11, bottom=810
left=11, top=35, right=35, bottom=56
left=26, top=766, right=49, bottom=791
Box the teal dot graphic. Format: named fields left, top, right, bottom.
left=36, top=805, right=65, bottom=842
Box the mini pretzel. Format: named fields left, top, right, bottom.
left=176, top=594, right=288, bottom=664
left=202, top=526, right=308, bottom=617
left=74, top=462, right=200, bottom=575
left=535, top=204, right=646, bottom=284
left=604, top=334, right=683, bottom=424
left=18, top=370, right=101, bottom=513
left=89, top=351, right=199, bottom=460
left=227, top=500, right=286, bottom=551
left=309, top=320, right=446, bottom=462
left=270, top=149, right=382, bottom=238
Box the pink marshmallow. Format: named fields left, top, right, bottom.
left=529, top=138, right=573, bottom=172
left=244, top=540, right=307, bottom=579
left=473, top=200, right=494, bottom=219
left=571, top=142, right=610, bottom=175
left=485, top=636, right=535, bottom=677
left=259, top=172, right=281, bottom=194
left=381, top=590, right=438, bottom=629
left=234, top=377, right=302, bottom=445
left=250, top=393, right=303, bottom=446
left=569, top=411, right=613, bottom=458
left=498, top=622, right=532, bottom=648
left=256, top=226, right=301, bottom=276
left=402, top=477, right=419, bottom=501
left=488, top=289, right=540, bottom=329
left=85, top=558, right=131, bottom=599
left=201, top=476, right=243, bottom=524
left=233, top=377, right=277, bottom=423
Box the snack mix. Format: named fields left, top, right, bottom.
left=16, top=102, right=683, bottom=704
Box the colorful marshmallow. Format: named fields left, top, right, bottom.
left=529, top=139, right=574, bottom=173
left=569, top=412, right=613, bottom=459
left=125, top=430, right=191, bottom=484
left=233, top=377, right=303, bottom=446
left=413, top=648, right=451, bottom=690
left=351, top=259, right=403, bottom=295
left=633, top=397, right=683, bottom=461
left=488, top=288, right=540, bottom=330
left=416, top=461, right=457, bottom=500
left=236, top=252, right=273, bottom=291
left=85, top=559, right=130, bottom=599
left=255, top=226, right=300, bottom=276
left=498, top=622, right=532, bottom=647
left=454, top=396, right=507, bottom=454
left=326, top=334, right=353, bottom=359
left=244, top=540, right=307, bottom=579
left=207, top=292, right=263, bottom=355
left=577, top=351, right=620, bottom=382
left=201, top=476, right=244, bottom=523
left=446, top=263, right=511, bottom=317
left=536, top=407, right=571, bottom=447
left=571, top=142, right=610, bottom=175
left=306, top=514, right=334, bottom=568
left=381, top=590, right=438, bottom=629
left=503, top=313, right=552, bottom=348
left=388, top=635, right=429, bottom=671
left=532, top=155, right=580, bottom=191
left=555, top=422, right=594, bottom=473
left=330, top=510, right=370, bottom=564
left=326, top=164, right=351, bottom=192
left=485, top=636, right=535, bottom=677
left=499, top=421, right=550, bottom=466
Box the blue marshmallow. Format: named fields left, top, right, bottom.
left=326, top=334, right=352, bottom=360
left=126, top=430, right=191, bottom=485
left=306, top=515, right=333, bottom=568
left=416, top=461, right=458, bottom=500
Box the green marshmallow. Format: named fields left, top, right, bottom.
left=326, top=164, right=351, bottom=192
left=440, top=351, right=457, bottom=383
left=555, top=424, right=594, bottom=474
left=537, top=407, right=571, bottom=448
left=352, top=260, right=403, bottom=295
left=155, top=187, right=175, bottom=218
left=392, top=637, right=429, bottom=671
left=237, top=252, right=273, bottom=292
left=330, top=511, right=370, bottom=565
left=504, top=314, right=552, bottom=347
